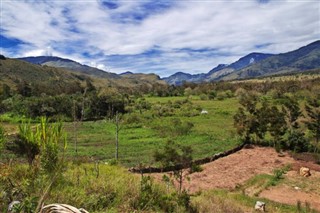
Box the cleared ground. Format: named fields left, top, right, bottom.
left=153, top=146, right=320, bottom=212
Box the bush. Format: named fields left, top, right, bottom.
left=286, top=131, right=309, bottom=153
left=154, top=119, right=194, bottom=137
left=199, top=94, right=208, bottom=100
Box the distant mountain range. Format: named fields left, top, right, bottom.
left=163, top=40, right=320, bottom=85
left=11, top=40, right=320, bottom=87
left=18, top=56, right=120, bottom=79
left=0, top=56, right=166, bottom=96
left=16, top=56, right=166, bottom=88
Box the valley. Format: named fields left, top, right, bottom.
left=0, top=41, right=320, bottom=212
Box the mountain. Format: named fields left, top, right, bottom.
left=222, top=40, right=320, bottom=80
left=0, top=57, right=95, bottom=95
left=163, top=53, right=273, bottom=85
left=17, top=56, right=120, bottom=79
left=163, top=40, right=320, bottom=84
left=162, top=72, right=206, bottom=85
left=119, top=72, right=167, bottom=86
left=15, top=56, right=167, bottom=89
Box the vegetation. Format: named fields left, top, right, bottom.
left=154, top=140, right=194, bottom=193
left=1, top=63, right=320, bottom=212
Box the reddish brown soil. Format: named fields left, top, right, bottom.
left=185, top=147, right=296, bottom=192
left=151, top=146, right=320, bottom=211
left=259, top=170, right=320, bottom=212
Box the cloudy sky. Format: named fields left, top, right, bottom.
left=1, top=0, right=319, bottom=77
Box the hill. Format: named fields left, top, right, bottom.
left=0, top=57, right=166, bottom=96
left=163, top=53, right=273, bottom=85
left=17, top=56, right=166, bottom=88
left=0, top=57, right=92, bottom=95
left=18, top=56, right=122, bottom=79
left=162, top=72, right=206, bottom=85
left=221, top=40, right=320, bottom=80
left=164, top=40, right=320, bottom=85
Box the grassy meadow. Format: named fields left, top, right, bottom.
left=63, top=96, right=241, bottom=167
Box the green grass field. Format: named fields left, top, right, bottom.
left=63, top=96, right=241, bottom=167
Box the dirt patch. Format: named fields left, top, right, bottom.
left=185, top=147, right=295, bottom=192
left=259, top=170, right=320, bottom=211
left=151, top=146, right=320, bottom=210
left=260, top=184, right=320, bottom=211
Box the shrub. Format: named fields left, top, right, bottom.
left=286, top=131, right=309, bottom=153
left=199, top=94, right=208, bottom=100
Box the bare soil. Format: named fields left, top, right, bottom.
left=259, top=170, right=320, bottom=212
left=151, top=146, right=320, bottom=211
left=185, top=147, right=296, bottom=192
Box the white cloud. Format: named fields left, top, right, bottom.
left=1, top=0, right=319, bottom=77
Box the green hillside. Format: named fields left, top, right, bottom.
left=223, top=40, right=320, bottom=80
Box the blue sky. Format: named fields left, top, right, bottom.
left=1, top=0, right=319, bottom=77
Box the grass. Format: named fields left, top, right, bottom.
left=0, top=162, right=181, bottom=212
left=62, top=97, right=241, bottom=167
left=192, top=189, right=312, bottom=213
left=1, top=162, right=312, bottom=213
left=0, top=96, right=241, bottom=167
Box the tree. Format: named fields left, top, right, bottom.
left=267, top=106, right=287, bottom=151
left=154, top=140, right=193, bottom=193
left=0, top=125, right=4, bottom=154
left=282, top=96, right=301, bottom=131
left=304, top=98, right=320, bottom=152
left=233, top=93, right=264, bottom=144
left=287, top=131, right=309, bottom=153
left=114, top=111, right=123, bottom=160
left=0, top=84, right=12, bottom=100
left=135, top=98, right=151, bottom=114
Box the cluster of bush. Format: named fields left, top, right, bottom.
left=234, top=91, right=320, bottom=153
left=0, top=91, right=126, bottom=121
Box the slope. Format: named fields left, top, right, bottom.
left=18, top=56, right=120, bottom=79
left=223, top=40, right=320, bottom=80
left=0, top=57, right=93, bottom=95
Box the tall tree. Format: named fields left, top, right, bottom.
left=305, top=98, right=320, bottom=152
left=154, top=140, right=193, bottom=193
left=114, top=111, right=122, bottom=160
left=282, top=96, right=302, bottom=131
left=234, top=93, right=264, bottom=144
left=268, top=106, right=287, bottom=151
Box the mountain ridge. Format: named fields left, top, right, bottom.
left=18, top=56, right=120, bottom=79
left=163, top=40, right=320, bottom=85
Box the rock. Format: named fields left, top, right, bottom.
left=294, top=186, right=301, bottom=190
left=8, top=201, right=21, bottom=212
left=201, top=110, right=208, bottom=114
left=299, top=167, right=311, bottom=177
left=255, top=201, right=266, bottom=211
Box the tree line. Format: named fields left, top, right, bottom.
left=234, top=91, right=320, bottom=153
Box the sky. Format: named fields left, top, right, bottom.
left=0, top=0, right=319, bottom=77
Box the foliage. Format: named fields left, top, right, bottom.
left=268, top=165, right=291, bottom=187
left=233, top=92, right=264, bottom=144
left=7, top=117, right=67, bottom=173
left=8, top=120, right=41, bottom=165
left=0, top=163, right=193, bottom=212
left=286, top=131, right=309, bottom=153
left=154, top=140, right=193, bottom=192
left=0, top=125, right=4, bottom=153
left=282, top=96, right=302, bottom=130
left=155, top=118, right=194, bottom=137
left=304, top=98, right=320, bottom=152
